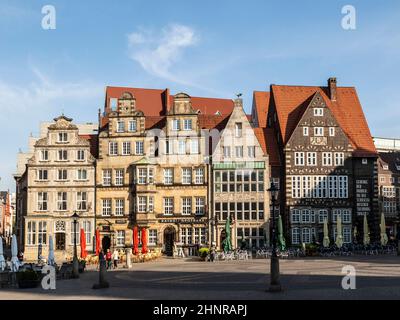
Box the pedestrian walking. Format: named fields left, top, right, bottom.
left=112, top=249, right=119, bottom=269
left=106, top=249, right=112, bottom=270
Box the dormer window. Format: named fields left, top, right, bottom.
left=183, top=119, right=192, bottom=131
left=314, top=108, right=323, bottom=116
left=116, top=121, right=125, bottom=133
left=58, top=132, right=68, bottom=143
left=314, top=127, right=324, bottom=136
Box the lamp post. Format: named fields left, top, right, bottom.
left=268, top=182, right=281, bottom=292
left=72, top=211, right=79, bottom=279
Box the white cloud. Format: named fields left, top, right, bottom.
left=127, top=24, right=198, bottom=85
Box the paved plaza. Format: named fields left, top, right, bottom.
left=1, top=256, right=400, bottom=300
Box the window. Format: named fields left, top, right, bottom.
left=178, top=140, right=186, bottom=154
left=38, top=221, right=47, bottom=245
left=248, top=146, right=256, bottom=158
left=38, top=169, right=48, bottom=181
left=148, top=168, right=154, bottom=184
left=58, top=150, right=68, bottom=161
left=307, top=152, right=317, bottom=166
left=291, top=209, right=301, bottom=223
left=314, top=108, right=323, bottom=116
left=77, top=169, right=87, bottom=180
left=322, top=152, right=332, bottom=166
left=115, top=199, right=124, bottom=216
left=135, top=141, right=144, bottom=155
left=383, top=201, right=396, bottom=213
left=122, top=142, right=131, bottom=155
left=182, top=168, right=192, bottom=184
left=27, top=221, right=36, bottom=245
left=102, top=199, right=111, bottom=216
left=342, top=209, right=351, bottom=223
left=103, top=169, right=111, bottom=186
left=148, top=196, right=154, bottom=212
left=295, top=152, right=305, bottom=166
left=362, top=158, right=368, bottom=165
left=137, top=196, right=147, bottom=213
left=314, top=127, right=324, bottom=136
left=235, top=123, right=243, bottom=137
left=115, top=169, right=124, bottom=186
left=183, top=119, right=192, bottom=130
left=77, top=150, right=85, bottom=161
left=149, top=230, right=157, bottom=245
left=57, top=192, right=67, bottom=211
left=194, top=228, right=206, bottom=244
left=195, top=167, right=204, bottom=184
left=333, top=209, right=352, bottom=223
left=343, top=227, right=352, bottom=243
left=116, top=231, right=125, bottom=246
left=163, top=198, right=174, bottom=215
left=182, top=197, right=192, bottom=215
left=165, top=140, right=173, bottom=154
left=383, top=186, right=396, bottom=198
left=58, top=132, right=68, bottom=143
left=223, top=146, right=231, bottom=158
left=318, top=210, right=328, bottom=223
left=301, top=209, right=311, bottom=223
left=328, top=176, right=338, bottom=198
left=40, top=150, right=49, bottom=161
left=58, top=169, right=67, bottom=181
left=338, top=176, right=348, bottom=198
left=335, top=152, right=344, bottom=166
left=77, top=192, right=87, bottom=211
left=329, top=127, right=335, bottom=137
left=37, top=192, right=48, bottom=211
left=172, top=119, right=180, bottom=131
left=164, top=168, right=173, bottom=185
left=83, top=221, right=92, bottom=244
left=129, top=120, right=137, bottom=132
left=190, top=139, right=199, bottom=154
left=235, top=146, right=243, bottom=158
left=382, top=164, right=389, bottom=170
left=109, top=142, right=118, bottom=156
left=195, top=197, right=205, bottom=215
left=181, top=228, right=193, bottom=245
left=380, top=176, right=385, bottom=183
left=137, top=168, right=147, bottom=184
left=291, top=228, right=300, bottom=244
left=301, top=228, right=312, bottom=243
left=70, top=221, right=80, bottom=245
left=291, top=175, right=347, bottom=199
left=303, top=127, right=309, bottom=136
left=117, top=121, right=125, bottom=133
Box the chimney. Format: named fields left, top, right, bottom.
left=328, top=77, right=337, bottom=101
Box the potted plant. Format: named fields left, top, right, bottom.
left=198, top=248, right=210, bottom=261
left=17, top=269, right=40, bottom=289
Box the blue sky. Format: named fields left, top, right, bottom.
left=0, top=0, right=400, bottom=191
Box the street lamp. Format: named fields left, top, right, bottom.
left=72, top=211, right=80, bottom=278
left=268, top=182, right=281, bottom=292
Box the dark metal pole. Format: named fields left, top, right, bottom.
left=269, top=195, right=281, bottom=292
left=72, top=213, right=79, bottom=278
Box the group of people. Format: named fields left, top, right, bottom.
left=98, top=248, right=120, bottom=269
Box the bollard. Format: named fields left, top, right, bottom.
left=92, top=255, right=109, bottom=289
left=126, top=249, right=132, bottom=269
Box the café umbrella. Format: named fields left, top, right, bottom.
left=0, top=237, right=5, bottom=271
left=11, top=234, right=20, bottom=272
left=48, top=235, right=55, bottom=266
left=80, top=228, right=87, bottom=259
left=323, top=218, right=330, bottom=248
left=133, top=226, right=139, bottom=255
left=277, top=215, right=286, bottom=251
left=363, top=214, right=370, bottom=246
left=141, top=228, right=148, bottom=254
left=335, top=216, right=344, bottom=248
left=380, top=213, right=388, bottom=246
left=223, top=215, right=232, bottom=253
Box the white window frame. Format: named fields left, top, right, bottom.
left=135, top=141, right=144, bottom=155
left=329, top=127, right=335, bottom=137
left=303, top=127, right=309, bottom=136
left=182, top=197, right=192, bottom=215
left=77, top=192, right=87, bottom=211
left=195, top=197, right=205, bottom=215
left=248, top=146, right=256, bottom=158
left=77, top=169, right=87, bottom=181
left=37, top=192, right=48, bottom=211
left=314, top=127, right=324, bottom=136
left=195, top=167, right=204, bottom=184
left=116, top=121, right=125, bottom=133
left=129, top=120, right=137, bottom=132
left=163, top=197, right=174, bottom=215
left=58, top=132, right=68, bottom=143
left=122, top=142, right=131, bottom=155
left=295, top=152, right=305, bottom=166
left=109, top=142, right=118, bottom=156
left=115, top=169, right=124, bottom=186
left=182, top=168, right=192, bottom=184
left=103, top=169, right=112, bottom=186
left=183, top=119, right=192, bottom=131
left=137, top=196, right=147, bottom=213
left=291, top=228, right=300, bottom=244
left=307, top=152, right=317, bottom=166
left=335, top=152, right=344, bottom=166
left=322, top=152, right=332, bottom=166
left=164, top=168, right=173, bottom=185
left=77, top=150, right=85, bottom=161
left=313, top=108, right=323, bottom=116
left=57, top=192, right=67, bottom=211
left=172, top=119, right=180, bottom=131
left=102, top=199, right=112, bottom=216
left=115, top=199, right=124, bottom=216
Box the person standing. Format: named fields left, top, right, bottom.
left=112, top=249, right=119, bottom=269
left=106, top=249, right=112, bottom=270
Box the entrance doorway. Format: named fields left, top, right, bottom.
left=102, top=235, right=111, bottom=252
left=55, top=233, right=65, bottom=250
left=163, top=227, right=175, bottom=256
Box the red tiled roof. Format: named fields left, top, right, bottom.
left=254, top=128, right=281, bottom=166
left=105, top=86, right=234, bottom=116
left=198, top=114, right=230, bottom=130
left=254, top=85, right=377, bottom=157
left=253, top=91, right=270, bottom=127
left=79, top=134, right=98, bottom=158
left=145, top=116, right=165, bottom=130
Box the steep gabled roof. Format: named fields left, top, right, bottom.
left=253, top=91, right=270, bottom=127
left=253, top=84, right=377, bottom=157
left=254, top=128, right=281, bottom=166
